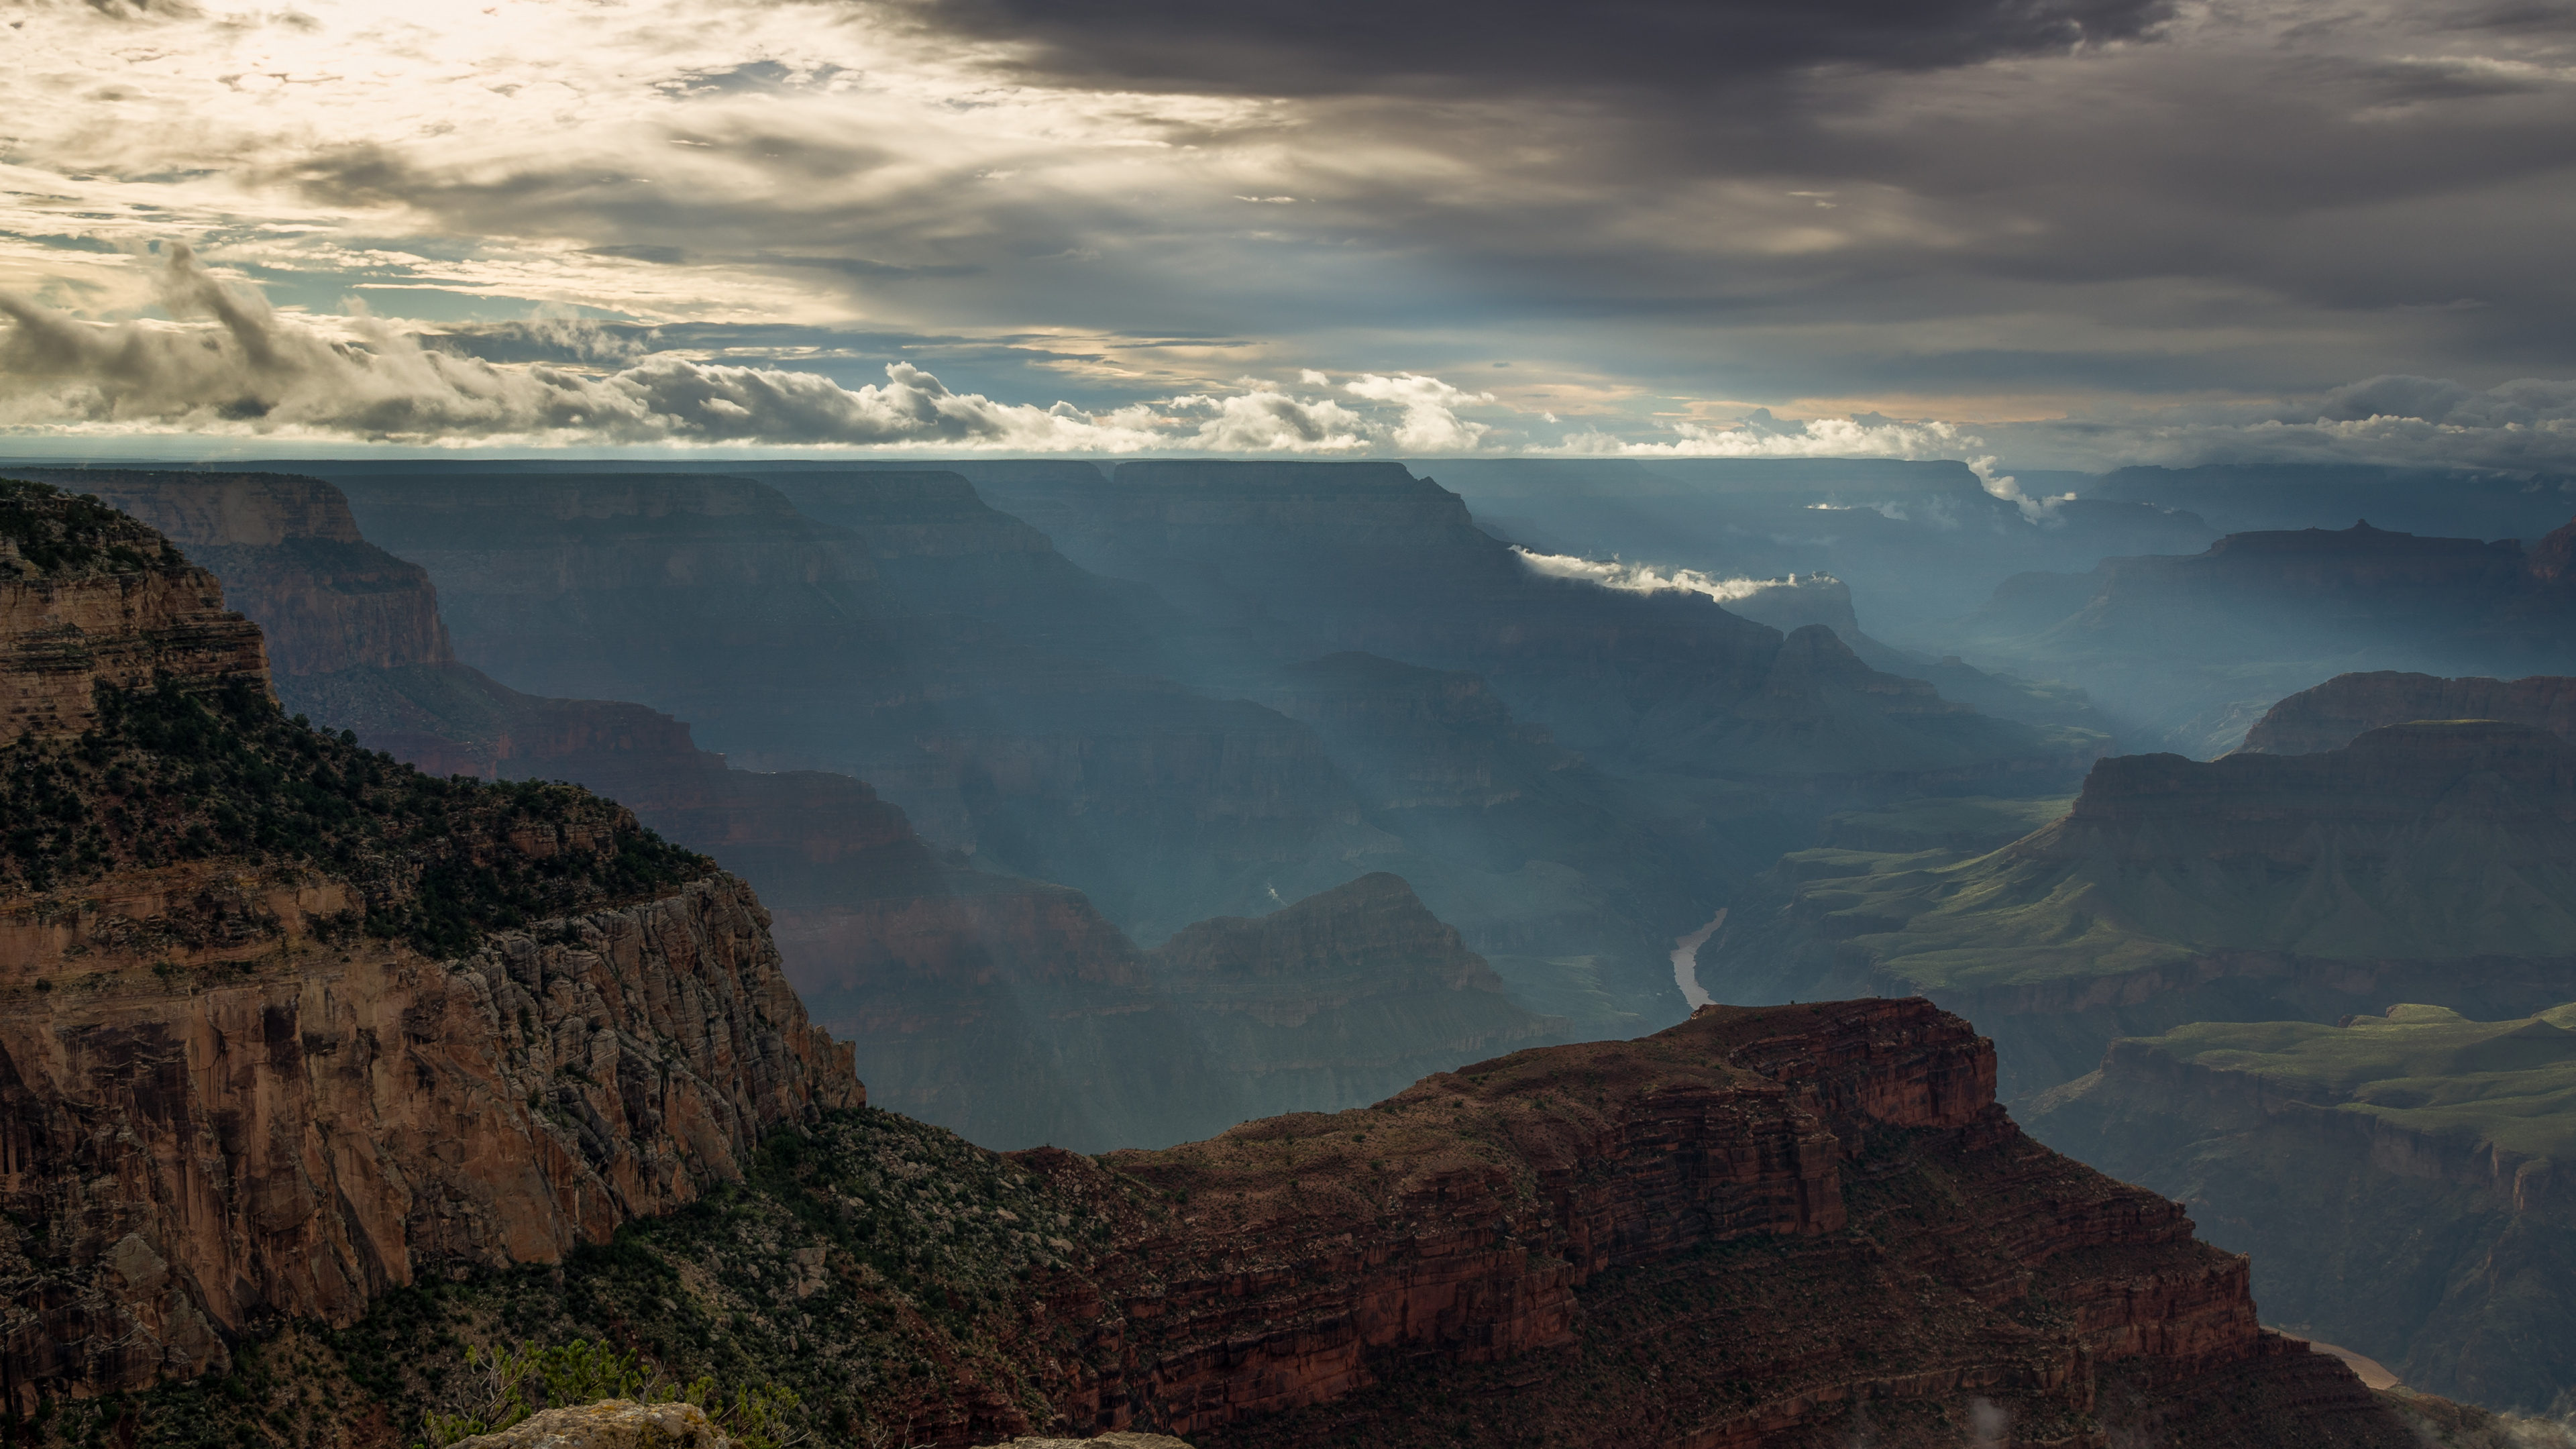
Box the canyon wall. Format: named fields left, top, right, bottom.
left=1954, top=517, right=2576, bottom=755
left=0, top=481, right=270, bottom=743
left=319, top=470, right=1379, bottom=940
left=16, top=469, right=457, bottom=678
left=1708, top=719, right=2576, bottom=1098
left=1012, top=997, right=2416, bottom=1448
left=2029, top=1011, right=2576, bottom=1410
left=0, top=484, right=859, bottom=1408
left=73, top=470, right=1579, bottom=1151
left=972, top=461, right=2076, bottom=792
left=2238, top=669, right=2576, bottom=755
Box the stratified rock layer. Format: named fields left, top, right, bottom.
left=21, top=469, right=458, bottom=678
left=0, top=490, right=859, bottom=1409
left=1013, top=998, right=2412, bottom=1448
left=0, top=480, right=270, bottom=743
left=2028, top=1006, right=2576, bottom=1411
left=2237, top=669, right=2576, bottom=755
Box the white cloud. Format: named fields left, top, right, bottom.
left=0, top=244, right=1166, bottom=448
left=1981, top=376, right=2576, bottom=473
left=1338, top=372, right=1497, bottom=452
left=1511, top=548, right=1790, bottom=602
left=0, top=246, right=1512, bottom=453
left=1168, top=381, right=1371, bottom=453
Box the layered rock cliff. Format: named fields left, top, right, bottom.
left=2028, top=1005, right=2576, bottom=1410
left=2238, top=670, right=2576, bottom=755
left=0, top=481, right=270, bottom=743
left=64, top=470, right=1589, bottom=1153
left=0, top=484, right=859, bottom=1409
left=271, top=998, right=2430, bottom=1449
left=14, top=469, right=457, bottom=678
left=1707, top=720, right=2576, bottom=1097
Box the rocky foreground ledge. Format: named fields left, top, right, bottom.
left=987, top=996, right=2414, bottom=1449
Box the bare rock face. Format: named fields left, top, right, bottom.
left=0, top=489, right=859, bottom=1410
left=2237, top=669, right=2576, bottom=755
left=449, top=1399, right=730, bottom=1449
left=1011, top=998, right=2411, bottom=1448
left=0, top=481, right=270, bottom=743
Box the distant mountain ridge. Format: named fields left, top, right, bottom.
left=1709, top=719, right=2576, bottom=1097
left=1954, top=516, right=2576, bottom=755
left=2238, top=670, right=2576, bottom=755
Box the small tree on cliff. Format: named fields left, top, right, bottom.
left=421, top=1339, right=804, bottom=1448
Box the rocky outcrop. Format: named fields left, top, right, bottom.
left=2237, top=670, right=2576, bottom=755
left=13, top=468, right=457, bottom=677
left=1016, top=998, right=2412, bottom=1448
left=450, top=1400, right=731, bottom=1449
left=257, top=998, right=2453, bottom=1449
left=0, top=480, right=270, bottom=743
left=2027, top=1007, right=2576, bottom=1410
left=0, top=492, right=859, bottom=1410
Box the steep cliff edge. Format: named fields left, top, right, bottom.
left=1, top=482, right=270, bottom=742
left=1706, top=720, right=2576, bottom=1097
left=2238, top=670, right=2576, bottom=755
left=256, top=998, right=2430, bottom=1449
left=13, top=468, right=456, bottom=678
left=0, top=482, right=858, bottom=1409
left=2027, top=1005, right=2576, bottom=1410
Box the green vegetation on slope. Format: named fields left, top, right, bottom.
left=2025, top=1006, right=2576, bottom=1412
left=1, top=676, right=708, bottom=954
left=33, top=1110, right=1130, bottom=1449
left=0, top=479, right=177, bottom=579
left=2137, top=1004, right=2576, bottom=1163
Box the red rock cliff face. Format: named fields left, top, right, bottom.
left=1012, top=998, right=2406, bottom=1449
left=0, top=494, right=860, bottom=1409
left=2237, top=669, right=2576, bottom=755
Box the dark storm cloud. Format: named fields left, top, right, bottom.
left=916, top=0, right=2177, bottom=94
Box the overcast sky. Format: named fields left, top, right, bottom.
left=1, top=0, right=2572, bottom=470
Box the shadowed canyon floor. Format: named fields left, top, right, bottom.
left=2030, top=1003, right=2576, bottom=1411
